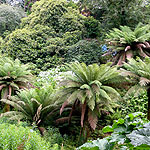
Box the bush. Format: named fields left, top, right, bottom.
left=20, top=0, right=85, bottom=34
left=0, top=123, right=55, bottom=150
left=84, top=16, right=101, bottom=38
left=2, top=0, right=87, bottom=72
left=2, top=25, right=63, bottom=73
left=0, top=4, right=26, bottom=36
left=121, top=91, right=148, bottom=116
left=64, top=39, right=103, bottom=65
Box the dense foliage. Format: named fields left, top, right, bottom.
left=1, top=0, right=87, bottom=72
left=0, top=4, right=26, bottom=37
left=121, top=90, right=148, bottom=116
left=121, top=57, right=150, bottom=119
left=0, top=123, right=57, bottom=150
left=64, top=39, right=102, bottom=65
left=77, top=0, right=150, bottom=30
left=78, top=112, right=149, bottom=149
left=0, top=85, right=60, bottom=130
left=1, top=0, right=150, bottom=149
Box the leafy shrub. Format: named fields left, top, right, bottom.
left=121, top=91, right=148, bottom=116
left=64, top=39, right=103, bottom=65
left=84, top=16, right=101, bottom=38
left=2, top=0, right=86, bottom=71
left=2, top=25, right=63, bottom=73
left=0, top=123, right=55, bottom=150
left=0, top=4, right=26, bottom=36
left=20, top=0, right=85, bottom=34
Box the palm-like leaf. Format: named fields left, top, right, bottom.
left=121, top=57, right=150, bottom=119
left=0, top=57, right=32, bottom=100
left=121, top=57, right=150, bottom=86
left=0, top=85, right=59, bottom=126
left=57, top=62, right=122, bottom=130
left=105, top=23, right=150, bottom=65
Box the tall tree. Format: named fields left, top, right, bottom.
left=77, top=0, right=150, bottom=30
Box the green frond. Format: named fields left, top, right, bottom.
left=87, top=96, right=95, bottom=111
left=66, top=90, right=79, bottom=104
left=123, top=57, right=150, bottom=87
left=99, top=89, right=111, bottom=101
left=0, top=111, right=26, bottom=121
left=58, top=62, right=123, bottom=129
left=123, top=84, right=145, bottom=99
left=77, top=90, right=86, bottom=104
left=80, top=84, right=90, bottom=90
left=105, top=23, right=150, bottom=65
left=9, top=114, right=25, bottom=121
left=101, top=86, right=120, bottom=97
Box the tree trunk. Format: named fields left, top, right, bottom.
left=147, top=87, right=150, bottom=120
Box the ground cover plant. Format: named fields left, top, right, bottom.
left=78, top=112, right=149, bottom=149
left=0, top=123, right=58, bottom=150
left=121, top=90, right=148, bottom=116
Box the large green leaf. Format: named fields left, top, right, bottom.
left=77, top=138, right=114, bottom=150
left=127, top=128, right=150, bottom=147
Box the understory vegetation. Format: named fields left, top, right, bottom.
left=1, top=0, right=150, bottom=149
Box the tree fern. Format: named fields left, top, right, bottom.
left=0, top=85, right=60, bottom=131
left=0, top=57, right=33, bottom=111
left=57, top=62, right=122, bottom=130
left=105, top=23, right=150, bottom=65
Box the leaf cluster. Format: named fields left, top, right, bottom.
left=0, top=57, right=32, bottom=102
left=0, top=85, right=60, bottom=127
left=78, top=112, right=148, bottom=150
left=105, top=23, right=150, bottom=65
left=64, top=39, right=103, bottom=65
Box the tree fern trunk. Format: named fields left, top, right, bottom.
left=147, top=87, right=150, bottom=120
